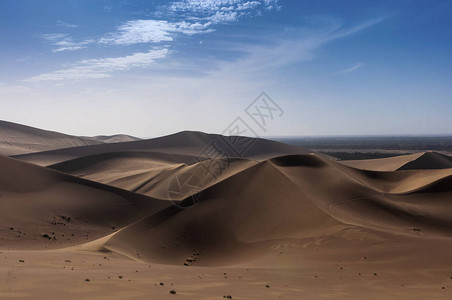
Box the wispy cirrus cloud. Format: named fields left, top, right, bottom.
left=56, top=20, right=79, bottom=28
left=40, top=33, right=93, bottom=52
left=341, top=63, right=365, bottom=73
left=24, top=47, right=170, bottom=82
left=40, top=33, right=67, bottom=41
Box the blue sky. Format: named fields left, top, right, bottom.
left=0, top=0, right=451, bottom=137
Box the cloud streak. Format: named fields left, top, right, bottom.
left=341, top=63, right=365, bottom=73
left=56, top=20, right=79, bottom=28
left=40, top=33, right=93, bottom=52
left=24, top=48, right=170, bottom=82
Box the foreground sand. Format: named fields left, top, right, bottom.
left=2, top=241, right=452, bottom=300
left=1, top=129, right=452, bottom=299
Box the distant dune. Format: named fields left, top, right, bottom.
left=0, top=120, right=103, bottom=156
left=13, top=130, right=312, bottom=166
left=82, top=134, right=142, bottom=143
left=1, top=123, right=452, bottom=299
left=0, top=120, right=142, bottom=156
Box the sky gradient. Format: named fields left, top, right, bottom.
left=1, top=0, right=451, bottom=137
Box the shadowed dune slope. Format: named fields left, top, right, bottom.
left=13, top=131, right=312, bottom=166
left=397, top=151, right=452, bottom=170
left=340, top=151, right=452, bottom=171
left=0, top=120, right=103, bottom=156
left=0, top=155, right=169, bottom=250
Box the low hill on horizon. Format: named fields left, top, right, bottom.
left=81, top=134, right=142, bottom=143
left=0, top=120, right=104, bottom=156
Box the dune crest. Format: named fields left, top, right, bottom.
left=341, top=151, right=452, bottom=171
left=13, top=130, right=312, bottom=166
left=0, top=120, right=103, bottom=156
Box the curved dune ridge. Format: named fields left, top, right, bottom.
left=1, top=131, right=452, bottom=266
left=12, top=130, right=312, bottom=166
left=340, top=151, right=452, bottom=171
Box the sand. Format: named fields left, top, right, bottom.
left=1, top=121, right=452, bottom=299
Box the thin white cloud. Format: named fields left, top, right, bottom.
left=53, top=39, right=94, bottom=53
left=56, top=20, right=79, bottom=28
left=99, top=20, right=213, bottom=45
left=24, top=48, right=170, bottom=82
left=168, top=0, right=279, bottom=13
left=262, top=0, right=280, bottom=10
left=341, top=63, right=365, bottom=73
left=207, top=11, right=240, bottom=23
left=99, top=20, right=175, bottom=45
left=237, top=1, right=261, bottom=11
left=41, top=33, right=68, bottom=41
left=40, top=33, right=93, bottom=52
left=329, top=17, right=386, bottom=40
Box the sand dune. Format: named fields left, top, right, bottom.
left=0, top=120, right=103, bottom=156
left=0, top=120, right=141, bottom=156
left=82, top=134, right=142, bottom=143
left=397, top=151, right=452, bottom=170
left=341, top=151, right=452, bottom=171
left=13, top=130, right=312, bottom=166
left=2, top=129, right=452, bottom=299
left=5, top=148, right=452, bottom=261
left=0, top=155, right=169, bottom=250
left=47, top=151, right=452, bottom=239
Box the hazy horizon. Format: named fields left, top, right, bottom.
left=4, top=118, right=452, bottom=140
left=1, top=0, right=451, bottom=137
